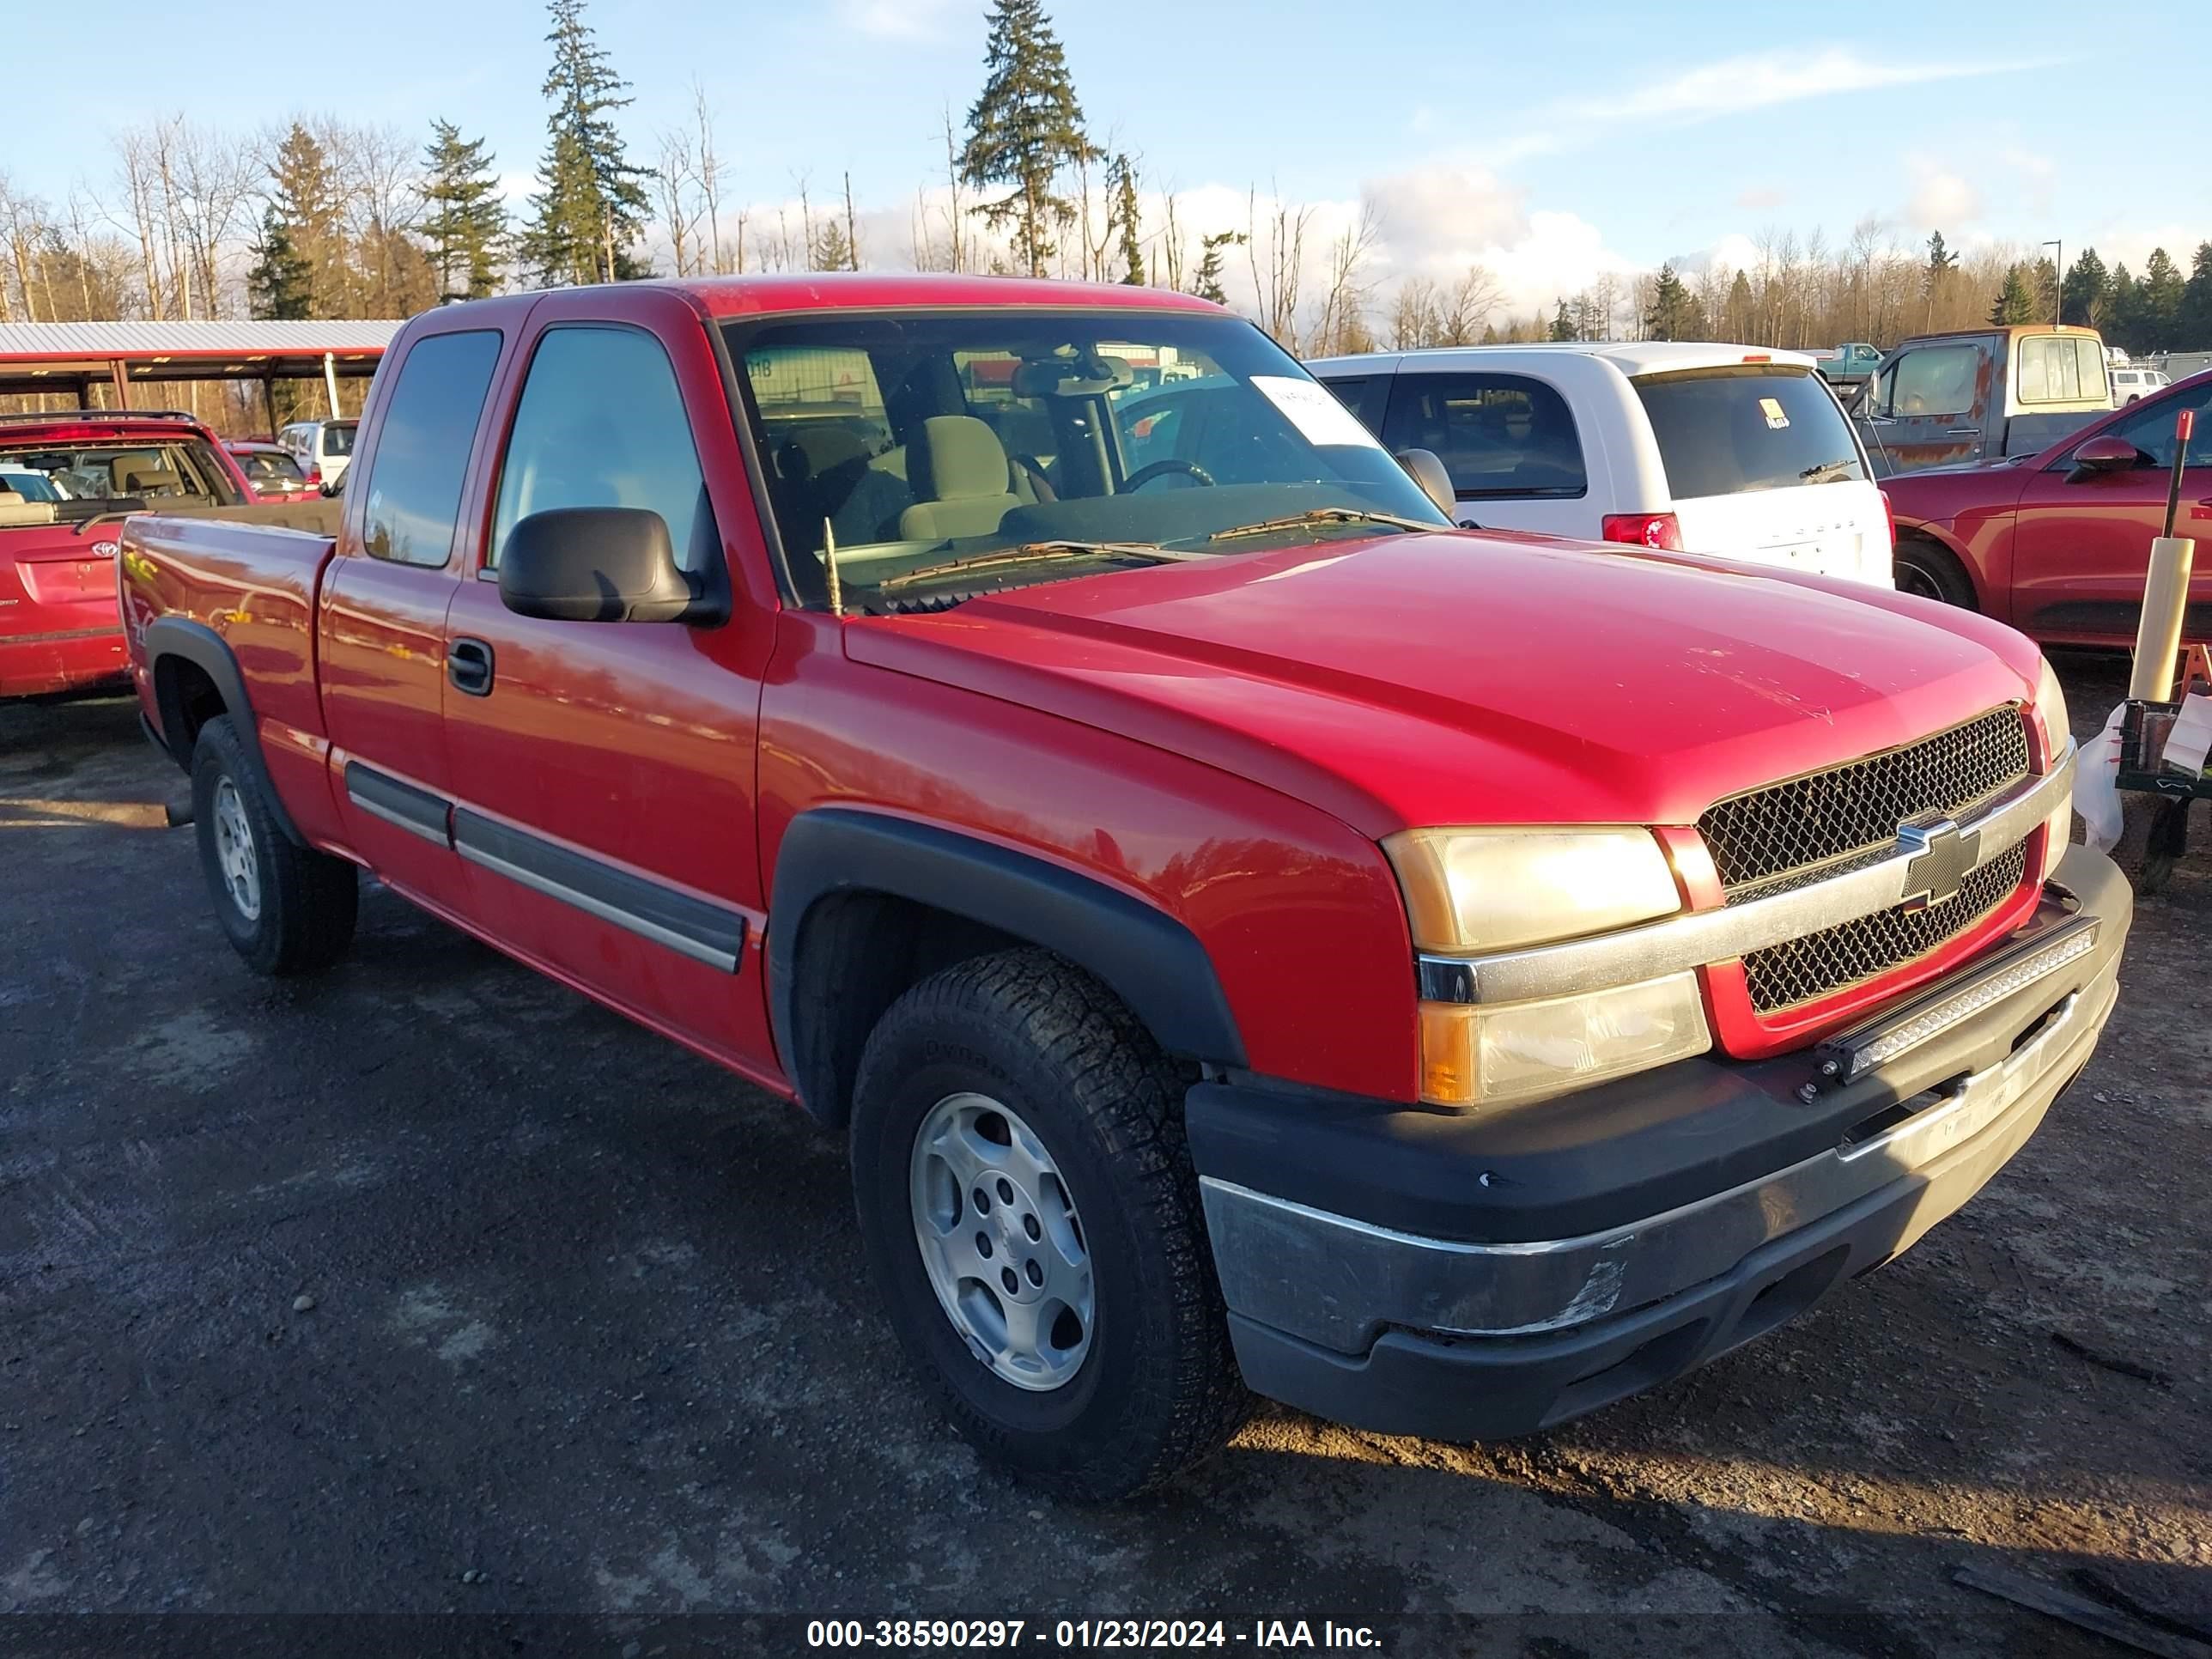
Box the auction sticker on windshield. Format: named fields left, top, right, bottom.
left=1253, top=375, right=1387, bottom=449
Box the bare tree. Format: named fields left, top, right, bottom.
left=692, top=78, right=728, bottom=275
left=1245, top=186, right=1311, bottom=349
left=1437, top=264, right=1501, bottom=344
left=1310, top=201, right=1381, bottom=357
left=656, top=127, right=700, bottom=276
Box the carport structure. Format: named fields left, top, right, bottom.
left=0, top=319, right=400, bottom=429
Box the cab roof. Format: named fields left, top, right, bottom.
left=674, top=272, right=1231, bottom=321
left=1307, top=341, right=1820, bottom=380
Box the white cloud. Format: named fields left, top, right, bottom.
left=834, top=0, right=969, bottom=40
left=1487, top=46, right=2047, bottom=162
left=1904, top=156, right=1982, bottom=230
left=2000, top=144, right=2056, bottom=218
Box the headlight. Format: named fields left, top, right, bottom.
left=2030, top=656, right=2074, bottom=884
left=1418, top=973, right=1712, bottom=1109
left=2029, top=655, right=2070, bottom=765
left=1382, top=827, right=1681, bottom=953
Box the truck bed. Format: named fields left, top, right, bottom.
left=121, top=501, right=343, bottom=779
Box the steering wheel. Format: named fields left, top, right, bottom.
left=1121, top=459, right=1216, bottom=491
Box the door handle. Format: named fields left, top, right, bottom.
left=447, top=637, right=495, bottom=696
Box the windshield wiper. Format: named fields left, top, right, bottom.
left=1799, top=459, right=1856, bottom=483
left=873, top=540, right=1203, bottom=594
left=1202, top=507, right=1443, bottom=544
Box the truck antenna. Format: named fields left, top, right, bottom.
left=822, top=518, right=844, bottom=617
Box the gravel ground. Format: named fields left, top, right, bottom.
left=1, top=653, right=2206, bottom=1657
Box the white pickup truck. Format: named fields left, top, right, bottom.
left=1307, top=343, right=1893, bottom=587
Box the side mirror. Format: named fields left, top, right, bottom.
left=499, top=506, right=696, bottom=623
left=2069, top=434, right=2142, bottom=478
left=1395, top=447, right=1456, bottom=517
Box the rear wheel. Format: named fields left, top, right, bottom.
left=191, top=715, right=358, bottom=975
left=1894, top=537, right=1977, bottom=610
left=849, top=949, right=1249, bottom=1499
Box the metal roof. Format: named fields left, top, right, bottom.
left=0, top=319, right=403, bottom=359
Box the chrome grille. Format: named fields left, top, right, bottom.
left=1741, top=842, right=2028, bottom=1013
left=1699, top=707, right=2031, bottom=895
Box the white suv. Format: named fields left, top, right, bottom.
left=2109, top=367, right=2171, bottom=405
left=1307, top=343, right=1893, bottom=587
left=277, top=418, right=359, bottom=489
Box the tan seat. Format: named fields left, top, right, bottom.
left=111, top=456, right=176, bottom=495
left=896, top=416, right=1022, bottom=542
left=0, top=501, right=58, bottom=526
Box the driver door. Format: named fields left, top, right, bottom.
left=2008, top=384, right=2212, bottom=644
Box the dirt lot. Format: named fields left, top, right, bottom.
left=2, top=654, right=2206, bottom=1657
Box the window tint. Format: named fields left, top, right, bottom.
left=1635, top=367, right=1863, bottom=498
left=1877, top=344, right=1978, bottom=418
left=1318, top=376, right=1388, bottom=431
left=1379, top=373, right=1586, bottom=499
left=324, top=422, right=356, bottom=456
left=2016, top=335, right=2107, bottom=404
left=2103, top=382, right=2212, bottom=469
left=491, top=326, right=715, bottom=573
left=358, top=329, right=501, bottom=566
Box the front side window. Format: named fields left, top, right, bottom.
left=1379, top=373, right=1586, bottom=500
left=489, top=326, right=717, bottom=574
left=1633, top=366, right=1865, bottom=498
left=2016, top=335, right=2107, bottom=404
left=1878, top=344, right=1979, bottom=418
left=2100, top=382, right=2212, bottom=469
left=358, top=329, right=501, bottom=567
left=725, top=309, right=1443, bottom=613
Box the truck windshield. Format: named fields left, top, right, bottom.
left=721, top=309, right=1444, bottom=610
left=1632, top=366, right=1866, bottom=499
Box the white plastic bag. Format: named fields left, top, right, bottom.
left=2074, top=702, right=2128, bottom=854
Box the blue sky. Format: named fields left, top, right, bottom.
left=5, top=0, right=2204, bottom=313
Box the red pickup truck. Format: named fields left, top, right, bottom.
left=1887, top=368, right=2212, bottom=647
left=1, top=409, right=254, bottom=698
left=119, top=275, right=2128, bottom=1499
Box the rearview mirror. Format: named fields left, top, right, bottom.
left=1395, top=447, right=1456, bottom=517
left=2069, top=434, right=2142, bottom=478
left=499, top=506, right=696, bottom=623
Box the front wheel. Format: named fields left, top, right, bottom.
left=849, top=949, right=1249, bottom=1499
left=191, top=715, right=358, bottom=975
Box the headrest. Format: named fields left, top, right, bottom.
left=914, top=416, right=1012, bottom=501
left=0, top=489, right=21, bottom=506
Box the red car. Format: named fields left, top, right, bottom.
left=118, top=275, right=2126, bottom=1498
left=1887, top=368, right=2212, bottom=647
left=224, top=440, right=320, bottom=502
left=1, top=410, right=252, bottom=698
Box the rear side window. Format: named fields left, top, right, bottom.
left=1633, top=367, right=1864, bottom=499
left=359, top=330, right=501, bottom=566
left=489, top=326, right=716, bottom=573
left=1379, top=373, right=1586, bottom=499
left=1875, top=344, right=1979, bottom=419
left=325, top=422, right=357, bottom=457
left=1318, top=375, right=1389, bottom=431
left=2016, top=335, right=2107, bottom=404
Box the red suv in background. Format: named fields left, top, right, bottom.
left=1887, top=369, right=2212, bottom=647
left=0, top=410, right=252, bottom=699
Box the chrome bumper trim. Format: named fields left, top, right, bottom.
left=1417, top=740, right=2075, bottom=1006
left=1200, top=951, right=2116, bottom=1354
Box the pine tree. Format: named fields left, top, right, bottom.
left=2107, top=264, right=2139, bottom=353
left=1988, top=264, right=2036, bottom=325
left=960, top=0, right=1094, bottom=277
left=1191, top=230, right=1240, bottom=303
left=521, top=0, right=652, bottom=286
left=1642, top=262, right=1693, bottom=341
left=421, top=120, right=507, bottom=302
left=260, top=123, right=344, bottom=317
left=809, top=218, right=854, bottom=272
left=246, top=206, right=311, bottom=320
left=1111, top=154, right=1143, bottom=286
left=2061, top=247, right=2111, bottom=328
left=2137, top=248, right=2185, bottom=351
left=2179, top=243, right=2212, bottom=353
left=1548, top=298, right=1576, bottom=342
left=1923, top=229, right=1957, bottom=325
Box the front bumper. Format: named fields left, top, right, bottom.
left=1191, top=844, right=2130, bottom=1443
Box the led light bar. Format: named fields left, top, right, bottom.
left=1815, top=918, right=2101, bottom=1086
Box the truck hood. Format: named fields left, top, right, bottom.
left=845, top=531, right=2043, bottom=837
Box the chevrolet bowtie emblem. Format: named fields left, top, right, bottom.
left=1898, top=818, right=1980, bottom=909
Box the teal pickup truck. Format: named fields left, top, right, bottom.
left=1812, top=343, right=1884, bottom=388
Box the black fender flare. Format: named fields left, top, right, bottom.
left=768, top=808, right=1247, bottom=1109
left=141, top=616, right=307, bottom=847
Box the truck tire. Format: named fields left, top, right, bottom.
left=191, top=714, right=357, bottom=975
left=849, top=948, right=1250, bottom=1499
left=1893, top=537, right=1977, bottom=610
